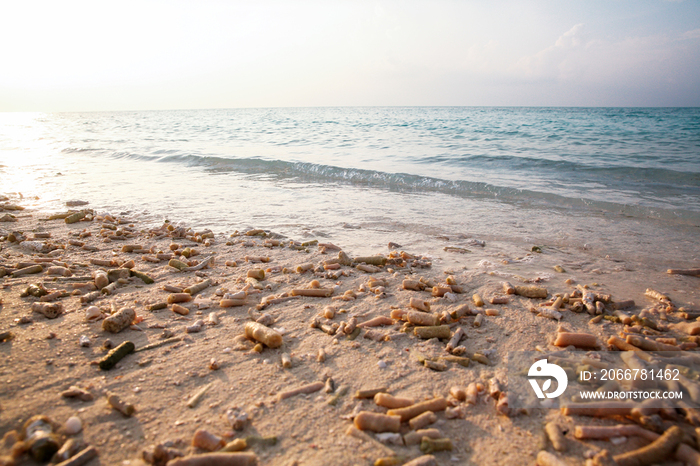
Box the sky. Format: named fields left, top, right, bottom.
left=0, top=0, right=699, bottom=111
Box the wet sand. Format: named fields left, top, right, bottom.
left=1, top=195, right=699, bottom=466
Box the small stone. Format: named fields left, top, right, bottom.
left=64, top=416, right=82, bottom=435
left=375, top=432, right=402, bottom=445
left=444, top=292, right=458, bottom=303
left=186, top=320, right=204, bottom=333
left=226, top=408, right=248, bottom=430
left=79, top=335, right=91, bottom=347
left=539, top=398, right=556, bottom=409
left=85, top=306, right=101, bottom=321
left=66, top=200, right=89, bottom=207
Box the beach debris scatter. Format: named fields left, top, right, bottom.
left=0, top=194, right=699, bottom=465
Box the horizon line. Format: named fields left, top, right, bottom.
left=3, top=105, right=700, bottom=114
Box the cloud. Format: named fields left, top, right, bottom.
left=555, top=24, right=585, bottom=48
left=512, top=23, right=700, bottom=85
left=502, top=22, right=700, bottom=106
left=683, top=28, right=700, bottom=40
left=512, top=24, right=587, bottom=81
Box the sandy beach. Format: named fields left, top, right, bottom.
left=1, top=194, right=699, bottom=466
left=3, top=0, right=700, bottom=464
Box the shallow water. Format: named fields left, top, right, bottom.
left=1, top=107, right=698, bottom=265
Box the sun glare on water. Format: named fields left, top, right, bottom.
left=0, top=112, right=59, bottom=203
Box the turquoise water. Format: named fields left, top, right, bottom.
left=1, top=107, right=699, bottom=264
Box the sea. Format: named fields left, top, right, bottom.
left=1, top=107, right=699, bottom=267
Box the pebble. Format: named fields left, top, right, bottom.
left=226, top=408, right=248, bottom=430
left=79, top=335, right=91, bottom=347
left=375, top=432, right=402, bottom=445
left=444, top=292, right=458, bottom=302
left=66, top=200, right=89, bottom=206
left=377, top=360, right=387, bottom=369
left=85, top=306, right=101, bottom=320
left=539, top=399, right=556, bottom=408
left=64, top=416, right=82, bottom=435
left=186, top=320, right=204, bottom=333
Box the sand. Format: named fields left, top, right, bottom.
left=0, top=195, right=699, bottom=466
